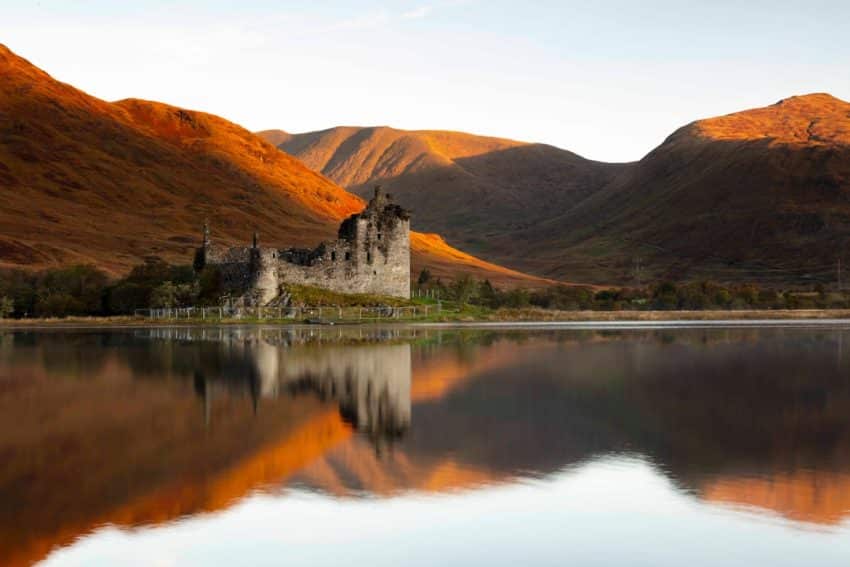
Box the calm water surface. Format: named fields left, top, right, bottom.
left=2, top=324, right=850, bottom=566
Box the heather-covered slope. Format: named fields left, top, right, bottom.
left=0, top=44, right=361, bottom=273
left=0, top=44, right=544, bottom=286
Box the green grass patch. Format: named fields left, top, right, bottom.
left=285, top=284, right=414, bottom=307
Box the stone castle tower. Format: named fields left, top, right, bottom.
left=196, top=187, right=411, bottom=304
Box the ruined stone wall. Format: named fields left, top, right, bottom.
left=206, top=246, right=252, bottom=298
left=196, top=188, right=411, bottom=303
left=252, top=249, right=280, bottom=306
left=273, top=215, right=410, bottom=298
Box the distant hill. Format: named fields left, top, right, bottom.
left=255, top=129, right=293, bottom=147
left=267, top=95, right=850, bottom=286
left=0, top=44, right=547, bottom=287
left=501, top=94, right=850, bottom=285
left=261, top=126, right=627, bottom=264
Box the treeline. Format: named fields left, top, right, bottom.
left=3, top=261, right=850, bottom=319
left=417, top=270, right=850, bottom=311
left=0, top=258, right=221, bottom=318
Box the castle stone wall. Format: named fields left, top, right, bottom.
left=196, top=188, right=411, bottom=304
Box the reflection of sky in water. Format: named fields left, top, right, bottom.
left=43, top=458, right=850, bottom=567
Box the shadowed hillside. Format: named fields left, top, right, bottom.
left=262, top=126, right=627, bottom=263
left=501, top=94, right=850, bottom=285
left=267, top=95, right=850, bottom=286
left=0, top=44, right=546, bottom=286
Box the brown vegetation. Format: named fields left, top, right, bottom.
left=0, top=44, right=543, bottom=287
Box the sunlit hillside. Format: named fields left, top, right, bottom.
left=0, top=44, right=546, bottom=287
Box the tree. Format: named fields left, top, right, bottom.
left=479, top=279, right=498, bottom=308
left=107, top=282, right=150, bottom=314
left=34, top=265, right=109, bottom=317
left=417, top=268, right=432, bottom=286
left=126, top=257, right=173, bottom=286
left=150, top=281, right=177, bottom=308
left=504, top=288, right=530, bottom=308
left=652, top=281, right=679, bottom=310
left=452, top=275, right=478, bottom=305
left=0, top=296, right=12, bottom=319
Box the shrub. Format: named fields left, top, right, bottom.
left=0, top=296, right=12, bottom=318
left=34, top=265, right=109, bottom=317
left=150, top=281, right=178, bottom=308
left=652, top=281, right=679, bottom=310
left=107, top=282, right=150, bottom=314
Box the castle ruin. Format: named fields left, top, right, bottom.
left=195, top=188, right=411, bottom=303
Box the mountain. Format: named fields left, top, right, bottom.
left=268, top=95, right=850, bottom=286
left=255, top=129, right=293, bottom=147
left=502, top=94, right=850, bottom=284
left=0, top=44, right=545, bottom=286
left=261, top=126, right=627, bottom=265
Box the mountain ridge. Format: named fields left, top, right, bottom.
left=0, top=44, right=547, bottom=287
left=266, top=93, right=850, bottom=286
left=499, top=93, right=850, bottom=284
left=261, top=125, right=629, bottom=267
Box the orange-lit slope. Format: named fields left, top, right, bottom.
left=0, top=44, right=546, bottom=285
left=693, top=93, right=850, bottom=145
left=0, top=44, right=362, bottom=274
left=411, top=232, right=553, bottom=287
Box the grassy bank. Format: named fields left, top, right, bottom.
left=3, top=308, right=850, bottom=327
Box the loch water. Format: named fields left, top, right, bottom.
left=2, top=324, right=850, bottom=566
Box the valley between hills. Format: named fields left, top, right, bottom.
left=263, top=94, right=850, bottom=287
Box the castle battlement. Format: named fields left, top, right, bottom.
left=195, top=187, right=411, bottom=304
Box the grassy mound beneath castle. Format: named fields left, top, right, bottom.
left=285, top=284, right=413, bottom=307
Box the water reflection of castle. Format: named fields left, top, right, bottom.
left=138, top=328, right=411, bottom=441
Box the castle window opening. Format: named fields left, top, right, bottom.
left=345, top=251, right=351, bottom=261
left=331, top=251, right=337, bottom=261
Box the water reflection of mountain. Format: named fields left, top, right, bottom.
left=294, top=328, right=850, bottom=525
left=3, top=327, right=850, bottom=566
left=0, top=328, right=411, bottom=566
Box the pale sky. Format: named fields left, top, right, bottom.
left=3, top=0, right=849, bottom=162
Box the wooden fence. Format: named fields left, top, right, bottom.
left=135, top=304, right=442, bottom=322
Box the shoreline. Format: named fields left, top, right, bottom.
left=2, top=309, right=850, bottom=329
